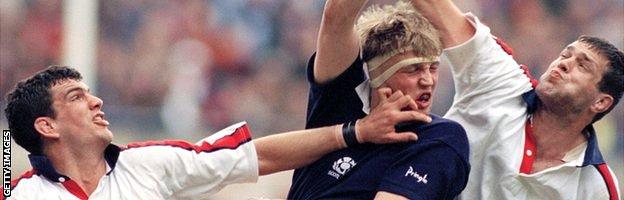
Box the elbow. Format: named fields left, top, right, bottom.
left=254, top=140, right=280, bottom=176
left=256, top=150, right=269, bottom=176
left=258, top=163, right=269, bottom=176
left=257, top=152, right=279, bottom=176
left=257, top=157, right=271, bottom=176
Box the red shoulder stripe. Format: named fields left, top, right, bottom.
left=519, top=64, right=539, bottom=88
left=494, top=37, right=514, bottom=56
left=492, top=36, right=539, bottom=88
left=595, top=164, right=619, bottom=200
left=124, top=125, right=251, bottom=153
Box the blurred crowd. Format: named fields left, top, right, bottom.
left=1, top=0, right=623, bottom=194
left=2, top=0, right=327, bottom=137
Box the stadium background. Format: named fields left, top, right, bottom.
left=1, top=0, right=622, bottom=198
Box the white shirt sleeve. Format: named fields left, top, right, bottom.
left=117, top=122, right=259, bottom=199
left=442, top=14, right=534, bottom=151
left=443, top=13, right=534, bottom=106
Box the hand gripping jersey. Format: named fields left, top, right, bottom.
left=7, top=122, right=258, bottom=200
left=287, top=52, right=470, bottom=199
left=443, top=14, right=620, bottom=200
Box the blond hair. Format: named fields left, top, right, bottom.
left=356, top=1, right=442, bottom=62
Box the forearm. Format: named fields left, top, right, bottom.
left=410, top=0, right=475, bottom=48
left=254, top=89, right=428, bottom=176
left=314, top=0, right=368, bottom=84
left=322, top=0, right=367, bottom=26
left=254, top=125, right=344, bottom=175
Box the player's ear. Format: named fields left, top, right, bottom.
left=34, top=117, right=60, bottom=139
left=591, top=93, right=613, bottom=114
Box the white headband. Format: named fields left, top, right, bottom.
left=366, top=48, right=439, bottom=88
left=367, top=48, right=411, bottom=71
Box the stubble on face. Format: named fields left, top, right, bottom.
left=536, top=42, right=609, bottom=115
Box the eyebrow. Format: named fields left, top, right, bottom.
left=63, top=86, right=90, bottom=99
left=566, top=45, right=597, bottom=67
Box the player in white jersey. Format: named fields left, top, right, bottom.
left=4, top=66, right=427, bottom=199
left=409, top=0, right=623, bottom=199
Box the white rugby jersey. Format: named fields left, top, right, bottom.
left=443, top=14, right=620, bottom=200
left=7, top=122, right=258, bottom=200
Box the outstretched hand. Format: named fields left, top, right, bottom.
left=355, top=87, right=432, bottom=144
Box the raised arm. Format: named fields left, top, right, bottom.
left=254, top=88, right=431, bottom=175
left=313, top=0, right=367, bottom=84
left=409, top=0, right=475, bottom=48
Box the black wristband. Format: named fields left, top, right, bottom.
left=342, top=121, right=359, bottom=147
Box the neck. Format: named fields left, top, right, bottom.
left=45, top=142, right=108, bottom=196
left=531, top=106, right=590, bottom=160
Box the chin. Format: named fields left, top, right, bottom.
left=101, top=130, right=114, bottom=143
left=536, top=83, right=555, bottom=97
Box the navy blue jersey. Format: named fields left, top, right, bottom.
left=288, top=54, right=470, bottom=199
left=304, top=54, right=368, bottom=129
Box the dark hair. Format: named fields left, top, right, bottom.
left=577, top=36, right=624, bottom=123
left=4, top=66, right=82, bottom=154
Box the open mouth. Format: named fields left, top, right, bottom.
left=399, top=93, right=431, bottom=111
left=416, top=92, right=431, bottom=109
left=93, top=112, right=110, bottom=126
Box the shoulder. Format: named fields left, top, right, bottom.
left=429, top=114, right=465, bottom=130
left=404, top=115, right=470, bottom=160
left=376, top=123, right=471, bottom=198
left=10, top=169, right=46, bottom=197
left=583, top=164, right=621, bottom=199
left=426, top=115, right=468, bottom=144
left=306, top=52, right=367, bottom=89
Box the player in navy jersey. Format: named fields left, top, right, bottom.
left=288, top=1, right=470, bottom=199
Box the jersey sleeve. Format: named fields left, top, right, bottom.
left=442, top=13, right=533, bottom=102
left=118, top=122, right=259, bottom=199
left=376, top=124, right=470, bottom=199
left=305, top=52, right=369, bottom=128
left=442, top=14, right=535, bottom=149
left=306, top=52, right=367, bottom=96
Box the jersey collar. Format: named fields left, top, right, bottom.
left=522, top=89, right=605, bottom=166
left=28, top=144, right=121, bottom=182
